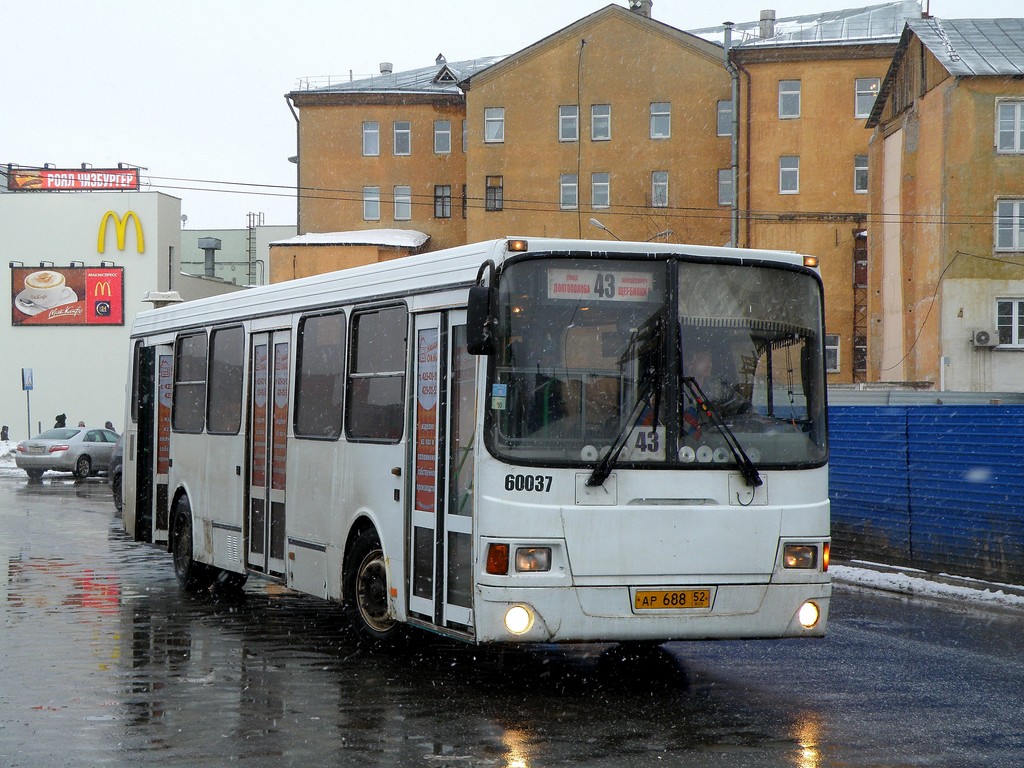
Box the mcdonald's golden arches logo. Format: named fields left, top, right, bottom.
left=97, top=210, right=145, bottom=254
left=94, top=281, right=113, bottom=297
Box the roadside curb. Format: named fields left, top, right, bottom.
left=832, top=560, right=1024, bottom=615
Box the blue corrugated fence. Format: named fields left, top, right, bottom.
left=829, top=405, right=1024, bottom=583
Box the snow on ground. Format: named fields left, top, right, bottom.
left=2, top=437, right=1021, bottom=612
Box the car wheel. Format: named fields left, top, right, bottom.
left=112, top=471, right=123, bottom=513
left=343, top=527, right=402, bottom=648
left=74, top=455, right=92, bottom=479
left=172, top=497, right=216, bottom=593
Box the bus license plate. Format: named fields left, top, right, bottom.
left=634, top=589, right=712, bottom=610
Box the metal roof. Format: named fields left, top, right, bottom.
left=689, top=0, right=920, bottom=47
left=907, top=17, right=1024, bottom=76
left=292, top=56, right=505, bottom=96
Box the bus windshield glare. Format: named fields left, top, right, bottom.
left=487, top=256, right=827, bottom=469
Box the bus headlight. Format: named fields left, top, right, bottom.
left=504, top=604, right=534, bottom=635
left=784, top=544, right=818, bottom=569
left=797, top=601, right=820, bottom=629
left=515, top=547, right=551, bottom=572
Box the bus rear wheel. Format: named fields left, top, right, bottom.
left=172, top=497, right=216, bottom=593
left=343, top=528, right=400, bottom=648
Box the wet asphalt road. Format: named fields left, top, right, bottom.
left=0, top=472, right=1022, bottom=768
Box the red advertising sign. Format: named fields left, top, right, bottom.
left=271, top=342, right=289, bottom=492
left=415, top=328, right=439, bottom=514
left=7, top=165, right=140, bottom=192
left=157, top=355, right=173, bottom=476
left=10, top=266, right=124, bottom=326
left=251, top=344, right=269, bottom=488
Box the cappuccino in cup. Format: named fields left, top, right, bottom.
left=23, top=270, right=68, bottom=308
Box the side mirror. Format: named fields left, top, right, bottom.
left=467, top=284, right=497, bottom=355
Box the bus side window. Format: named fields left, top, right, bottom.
left=346, top=306, right=408, bottom=442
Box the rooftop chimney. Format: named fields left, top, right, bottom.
left=759, top=9, right=776, bottom=38
left=436, top=53, right=446, bottom=65
left=379, top=62, right=393, bottom=75
left=629, top=0, right=653, bottom=19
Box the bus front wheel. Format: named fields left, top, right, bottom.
left=343, top=527, right=400, bottom=648
left=172, top=497, right=216, bottom=593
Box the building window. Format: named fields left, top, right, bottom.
left=591, top=104, right=611, bottom=141
left=434, top=185, right=451, bottom=218
left=779, top=80, right=801, bottom=119
left=717, top=169, right=733, bottom=206
left=997, top=299, right=1024, bottom=345
left=717, top=100, right=733, bottom=136
left=462, top=120, right=467, bottom=152
left=996, top=199, right=1024, bottom=251
left=362, top=121, right=380, bottom=156
left=854, top=155, right=869, bottom=194
left=824, top=334, right=840, bottom=373
left=997, top=100, right=1024, bottom=153
left=560, top=174, right=578, bottom=209
left=650, top=102, right=671, bottom=139
left=484, top=107, right=505, bottom=143
left=652, top=171, right=668, bottom=208
left=363, top=187, right=380, bottom=221
left=434, top=120, right=451, bottom=154
left=461, top=184, right=467, bottom=218
left=855, top=78, right=880, bottom=119
left=485, top=176, right=503, bottom=211
left=559, top=105, right=579, bottom=142
left=394, top=185, right=412, bottom=220
left=591, top=172, right=610, bottom=208
left=393, top=121, right=411, bottom=156
left=779, top=156, right=800, bottom=194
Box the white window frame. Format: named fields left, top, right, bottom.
left=393, top=121, right=411, bottom=156
left=779, top=156, right=800, bottom=194
left=560, top=173, right=578, bottom=210
left=362, top=121, right=380, bottom=157
left=651, top=171, right=668, bottom=208
left=559, top=105, right=579, bottom=142
left=650, top=102, right=671, bottom=139
left=484, top=107, right=505, bottom=143
left=996, top=100, right=1024, bottom=153
left=717, top=169, right=733, bottom=206
left=854, top=154, right=869, bottom=194
left=855, top=78, right=880, bottom=119
left=996, top=199, right=1024, bottom=251
left=433, top=120, right=451, bottom=154
left=362, top=186, right=380, bottom=221
left=591, top=172, right=610, bottom=209
left=717, top=100, right=733, bottom=137
left=393, top=185, right=412, bottom=221
left=996, top=298, right=1024, bottom=346
left=824, top=334, right=840, bottom=373
left=779, top=80, right=801, bottom=119
left=591, top=104, right=611, bottom=141
left=462, top=119, right=467, bottom=153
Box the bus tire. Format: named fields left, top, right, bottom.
left=343, top=527, right=400, bottom=648
left=172, top=497, right=215, bottom=593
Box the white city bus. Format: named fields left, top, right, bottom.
left=121, top=237, right=830, bottom=647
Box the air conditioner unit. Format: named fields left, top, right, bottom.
left=971, top=328, right=998, bottom=347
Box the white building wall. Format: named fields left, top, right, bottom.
left=941, top=278, right=1024, bottom=393
left=1, top=192, right=243, bottom=441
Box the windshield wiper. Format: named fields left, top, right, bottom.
left=587, top=318, right=663, bottom=487
left=681, top=376, right=762, bottom=488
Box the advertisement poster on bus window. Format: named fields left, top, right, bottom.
left=157, top=355, right=172, bottom=476
left=251, top=344, right=269, bottom=489
left=271, top=342, right=289, bottom=492
left=415, top=329, right=439, bottom=514
left=10, top=266, right=124, bottom=326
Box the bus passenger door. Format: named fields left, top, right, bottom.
left=248, top=330, right=290, bottom=577
left=408, top=311, right=475, bottom=632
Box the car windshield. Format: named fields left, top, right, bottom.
left=34, top=428, right=81, bottom=440
left=485, top=255, right=827, bottom=469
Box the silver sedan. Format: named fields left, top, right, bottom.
left=14, top=427, right=120, bottom=480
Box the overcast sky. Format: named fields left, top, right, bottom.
left=3, top=0, right=1019, bottom=230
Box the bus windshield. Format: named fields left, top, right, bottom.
left=486, top=256, right=827, bottom=469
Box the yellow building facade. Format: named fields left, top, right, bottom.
left=867, top=18, right=1024, bottom=391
